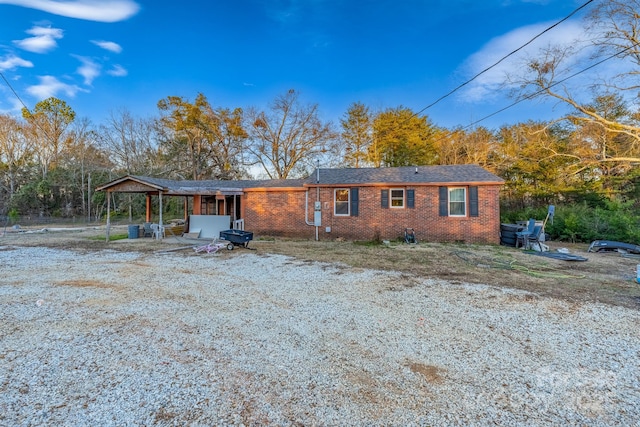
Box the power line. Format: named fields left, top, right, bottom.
left=0, top=70, right=55, bottom=143
left=0, top=70, right=32, bottom=113
left=454, top=41, right=640, bottom=133
left=369, top=39, right=638, bottom=165
left=362, top=0, right=597, bottom=152
left=413, top=0, right=595, bottom=117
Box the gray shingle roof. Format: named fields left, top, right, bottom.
left=99, top=165, right=502, bottom=194
left=303, top=165, right=504, bottom=185
left=127, top=176, right=306, bottom=191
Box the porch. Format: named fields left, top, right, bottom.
left=96, top=175, right=246, bottom=241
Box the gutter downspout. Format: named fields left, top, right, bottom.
left=316, top=166, right=319, bottom=241
left=304, top=167, right=320, bottom=241
left=305, top=191, right=314, bottom=226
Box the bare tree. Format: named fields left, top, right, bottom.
left=63, top=118, right=112, bottom=219
left=435, top=127, right=496, bottom=168
left=0, top=114, right=32, bottom=207
left=507, top=0, right=640, bottom=177
left=245, top=90, right=336, bottom=179
left=97, top=108, right=157, bottom=175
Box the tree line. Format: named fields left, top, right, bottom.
left=1, top=0, right=639, bottom=243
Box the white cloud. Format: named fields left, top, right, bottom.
left=13, top=25, right=63, bottom=53
left=0, top=54, right=33, bottom=71
left=0, top=0, right=140, bottom=23
left=107, top=64, right=127, bottom=77
left=457, top=20, right=588, bottom=103
left=91, top=40, right=122, bottom=53
left=0, top=94, right=26, bottom=116
left=26, top=75, right=83, bottom=99
left=73, top=55, right=100, bottom=85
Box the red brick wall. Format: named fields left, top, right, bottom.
left=243, top=189, right=314, bottom=239
left=243, top=185, right=502, bottom=244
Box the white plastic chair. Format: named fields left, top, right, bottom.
left=150, top=223, right=165, bottom=239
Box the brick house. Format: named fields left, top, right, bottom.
left=97, top=165, right=504, bottom=244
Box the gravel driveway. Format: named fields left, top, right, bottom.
left=1, top=245, right=639, bottom=426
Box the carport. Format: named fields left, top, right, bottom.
left=96, top=175, right=244, bottom=241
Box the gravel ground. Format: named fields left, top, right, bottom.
left=1, top=245, right=639, bottom=426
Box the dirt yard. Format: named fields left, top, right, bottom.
left=4, top=224, right=639, bottom=310
left=2, top=224, right=639, bottom=425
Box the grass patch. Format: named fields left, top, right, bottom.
left=260, top=239, right=640, bottom=310
left=353, top=240, right=386, bottom=247
left=88, top=233, right=128, bottom=241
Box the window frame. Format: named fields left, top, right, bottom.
left=448, top=187, right=467, bottom=217
left=389, top=188, right=405, bottom=209
left=334, top=188, right=350, bottom=216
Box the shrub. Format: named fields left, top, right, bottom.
left=510, top=200, right=640, bottom=244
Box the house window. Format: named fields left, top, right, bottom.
left=390, top=188, right=405, bottom=208
left=449, top=187, right=466, bottom=216
left=334, top=189, right=350, bottom=216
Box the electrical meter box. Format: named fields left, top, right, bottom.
left=314, top=201, right=322, bottom=211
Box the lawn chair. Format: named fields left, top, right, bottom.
left=515, top=218, right=536, bottom=249
left=150, top=223, right=165, bottom=239
left=527, top=224, right=546, bottom=251
left=142, top=222, right=153, bottom=238
left=517, top=218, right=549, bottom=251
left=524, top=205, right=554, bottom=251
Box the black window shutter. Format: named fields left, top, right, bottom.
left=438, top=186, right=448, bottom=216
left=350, top=188, right=359, bottom=217
left=469, top=186, right=479, bottom=217
left=407, top=189, right=415, bottom=208
left=381, top=189, right=389, bottom=208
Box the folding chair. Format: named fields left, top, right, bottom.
left=527, top=225, right=544, bottom=249
left=515, top=218, right=536, bottom=249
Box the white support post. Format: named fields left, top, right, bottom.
left=158, top=192, right=163, bottom=240
left=105, top=190, right=111, bottom=242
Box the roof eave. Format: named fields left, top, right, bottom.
left=304, top=180, right=505, bottom=187
left=95, top=175, right=166, bottom=192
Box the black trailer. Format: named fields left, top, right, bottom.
left=220, top=229, right=254, bottom=250
left=588, top=240, right=640, bottom=254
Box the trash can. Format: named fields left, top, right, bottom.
left=128, top=224, right=140, bottom=239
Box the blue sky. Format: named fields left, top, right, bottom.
left=0, top=0, right=591, bottom=130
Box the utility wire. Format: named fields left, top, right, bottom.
left=0, top=70, right=31, bottom=113
left=368, top=35, right=634, bottom=167
left=413, top=0, right=595, bottom=117
left=451, top=40, right=640, bottom=133
left=365, top=0, right=596, bottom=156
left=0, top=70, right=54, bottom=142
left=409, top=41, right=640, bottom=156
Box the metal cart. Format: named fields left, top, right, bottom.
left=219, top=229, right=254, bottom=250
